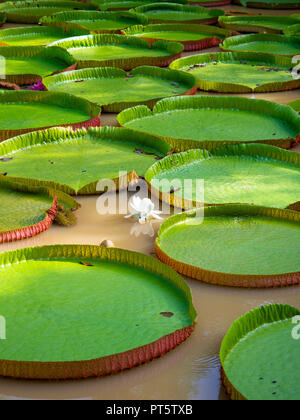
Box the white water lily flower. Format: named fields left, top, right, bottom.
left=125, top=196, right=163, bottom=224
left=130, top=222, right=155, bottom=238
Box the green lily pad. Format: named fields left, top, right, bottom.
left=221, top=304, right=300, bottom=400
left=43, top=66, right=197, bottom=112
left=118, top=96, right=300, bottom=151
left=0, top=91, right=100, bottom=142
left=288, top=99, right=300, bottom=112
left=0, top=126, right=171, bottom=195
left=122, top=23, right=234, bottom=51
left=169, top=52, right=300, bottom=93
left=146, top=143, right=300, bottom=210
left=284, top=23, right=300, bottom=36
left=39, top=10, right=148, bottom=34
left=0, top=46, right=76, bottom=85
left=93, top=0, right=187, bottom=11
left=234, top=0, right=300, bottom=9
left=130, top=3, right=225, bottom=24
left=156, top=205, right=300, bottom=287
left=0, top=26, right=89, bottom=47
left=0, top=1, right=97, bottom=24
left=50, top=34, right=183, bottom=70
left=0, top=177, right=79, bottom=243
left=222, top=34, right=300, bottom=57
left=219, top=15, right=300, bottom=34
left=0, top=244, right=196, bottom=379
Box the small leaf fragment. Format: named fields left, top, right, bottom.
left=79, top=261, right=94, bottom=267
left=160, top=312, right=174, bottom=318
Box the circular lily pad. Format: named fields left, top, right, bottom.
left=0, top=245, right=196, bottom=379
left=94, top=0, right=187, bottom=11
left=234, top=0, right=300, bottom=9
left=117, top=96, right=300, bottom=152
left=222, top=34, right=300, bottom=57
left=221, top=304, right=300, bottom=400
left=169, top=52, right=300, bottom=93
left=284, top=23, right=300, bottom=36
left=219, top=15, right=300, bottom=34
left=288, top=99, right=300, bottom=112
left=39, top=10, right=148, bottom=34
left=43, top=66, right=197, bottom=112
left=146, top=143, right=300, bottom=210
left=50, top=34, right=183, bottom=70
left=156, top=205, right=300, bottom=287
left=122, top=23, right=235, bottom=51
left=131, top=3, right=225, bottom=24
left=0, top=177, right=79, bottom=244
left=0, top=91, right=101, bottom=142
left=0, top=1, right=97, bottom=24
left=0, top=46, right=76, bottom=85
left=0, top=26, right=89, bottom=47
left=0, top=126, right=171, bottom=195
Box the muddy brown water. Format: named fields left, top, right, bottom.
left=0, top=5, right=300, bottom=400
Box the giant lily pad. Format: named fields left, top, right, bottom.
left=39, top=10, right=148, bottom=34
left=169, top=52, right=300, bottom=93
left=221, top=304, right=300, bottom=400
left=222, top=34, right=300, bottom=57
left=122, top=23, right=235, bottom=51
left=43, top=66, right=197, bottom=112
left=0, top=1, right=97, bottom=24
left=146, top=143, right=300, bottom=210
left=0, top=178, right=79, bottom=244
left=117, top=96, right=300, bottom=151
left=288, top=99, right=300, bottom=112
left=50, top=34, right=183, bottom=70
left=284, top=23, right=300, bottom=36
left=233, top=0, right=300, bottom=9
left=0, top=126, right=171, bottom=195
left=93, top=0, right=187, bottom=11
left=156, top=205, right=300, bottom=287
left=219, top=15, right=300, bottom=34
left=0, top=46, right=76, bottom=85
left=0, top=26, right=89, bottom=47
left=0, top=91, right=101, bottom=142
left=131, top=3, right=225, bottom=24
left=0, top=245, right=196, bottom=380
